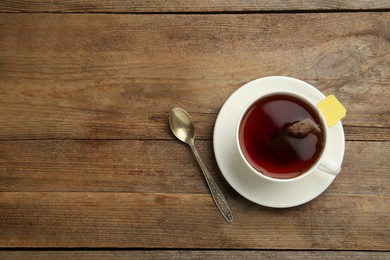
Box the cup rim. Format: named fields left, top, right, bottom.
left=235, top=89, right=328, bottom=183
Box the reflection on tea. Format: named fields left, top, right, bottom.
left=239, top=94, right=325, bottom=179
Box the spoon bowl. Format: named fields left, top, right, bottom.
left=169, top=108, right=195, bottom=145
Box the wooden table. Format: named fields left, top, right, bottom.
left=1, top=1, right=389, bottom=259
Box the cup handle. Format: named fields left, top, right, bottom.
left=318, top=159, right=341, bottom=176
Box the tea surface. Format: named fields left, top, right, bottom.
left=239, top=94, right=325, bottom=179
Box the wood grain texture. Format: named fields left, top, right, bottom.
left=0, top=13, right=389, bottom=141
left=0, top=0, right=389, bottom=13
left=1, top=9, right=389, bottom=254
left=0, top=250, right=389, bottom=259
left=0, top=192, right=389, bottom=249
left=0, top=140, right=389, bottom=196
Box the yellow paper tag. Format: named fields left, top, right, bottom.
left=317, top=95, right=346, bottom=127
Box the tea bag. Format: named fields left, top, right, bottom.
left=265, top=118, right=322, bottom=161
left=285, top=118, right=322, bottom=138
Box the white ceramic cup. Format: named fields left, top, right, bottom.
left=236, top=90, right=341, bottom=183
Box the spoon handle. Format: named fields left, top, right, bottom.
left=190, top=144, right=233, bottom=223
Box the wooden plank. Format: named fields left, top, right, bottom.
left=0, top=140, right=389, bottom=196
left=0, top=191, right=388, bottom=249
left=0, top=13, right=389, bottom=141
left=0, top=0, right=389, bottom=13
left=0, top=250, right=389, bottom=259
left=344, top=126, right=390, bottom=141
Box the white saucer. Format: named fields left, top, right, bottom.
left=213, top=76, right=345, bottom=208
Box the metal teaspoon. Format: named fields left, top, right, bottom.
left=169, top=107, right=233, bottom=223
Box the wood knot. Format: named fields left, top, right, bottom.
left=316, top=49, right=361, bottom=80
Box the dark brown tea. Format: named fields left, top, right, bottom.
left=239, top=94, right=325, bottom=179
